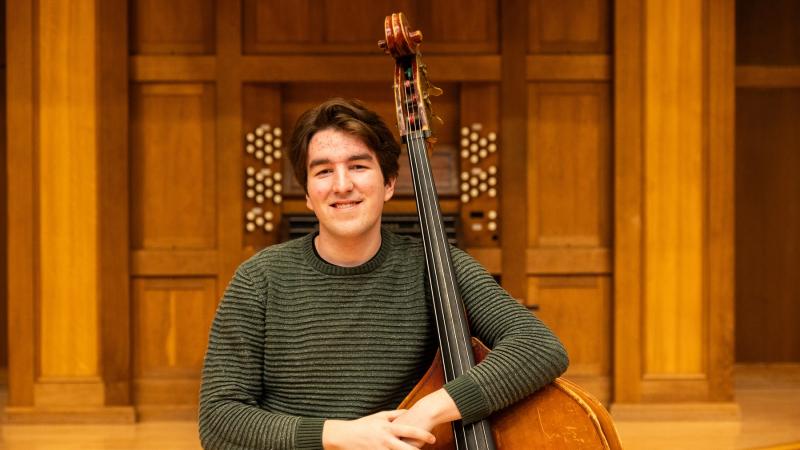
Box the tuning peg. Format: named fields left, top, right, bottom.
left=427, top=85, right=443, bottom=97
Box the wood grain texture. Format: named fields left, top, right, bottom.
left=706, top=0, right=736, bottom=401
left=527, top=275, right=611, bottom=401
left=130, top=83, right=217, bottom=252
left=37, top=0, right=100, bottom=378
left=735, top=0, right=800, bottom=66
left=643, top=0, right=704, bottom=375
left=0, top=0, right=7, bottom=378
left=529, top=0, right=610, bottom=53
left=736, top=89, right=800, bottom=362
left=613, top=0, right=645, bottom=404
left=6, top=0, right=37, bottom=407
left=736, top=66, right=800, bottom=88
left=132, top=278, right=217, bottom=409
left=499, top=0, right=528, bottom=301
left=243, top=0, right=496, bottom=54
left=97, top=0, right=131, bottom=406
left=527, top=82, right=611, bottom=250
left=131, top=0, right=214, bottom=54
left=614, top=0, right=735, bottom=404
left=526, top=55, right=611, bottom=81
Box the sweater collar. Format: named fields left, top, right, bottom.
left=302, top=228, right=392, bottom=276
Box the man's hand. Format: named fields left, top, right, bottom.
left=322, top=410, right=436, bottom=450
left=392, top=389, right=462, bottom=447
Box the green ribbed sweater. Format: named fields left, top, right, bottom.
left=199, top=229, right=568, bottom=450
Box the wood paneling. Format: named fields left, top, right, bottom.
left=130, top=83, right=217, bottom=253
left=737, top=66, right=800, bottom=88
left=130, top=0, right=214, bottom=54
left=614, top=0, right=736, bottom=404
left=239, top=55, right=501, bottom=82
left=643, top=0, right=704, bottom=376
left=736, top=0, right=800, bottom=66
left=6, top=0, right=36, bottom=407
left=133, top=277, right=217, bottom=406
left=527, top=275, right=611, bottom=401
left=0, top=0, right=7, bottom=380
left=37, top=0, right=100, bottom=379
left=529, top=0, right=610, bottom=53
left=499, top=0, right=528, bottom=301
left=243, top=0, right=497, bottom=53
left=527, top=83, right=611, bottom=249
left=736, top=89, right=800, bottom=362
left=526, top=55, right=611, bottom=81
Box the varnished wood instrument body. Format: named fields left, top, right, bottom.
left=399, top=338, right=622, bottom=449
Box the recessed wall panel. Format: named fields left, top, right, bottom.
left=130, top=83, right=217, bottom=251
left=527, top=83, right=611, bottom=248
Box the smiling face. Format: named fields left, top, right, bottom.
left=305, top=128, right=396, bottom=244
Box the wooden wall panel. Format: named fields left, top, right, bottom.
left=529, top=0, right=610, bottom=53
left=527, top=83, right=611, bottom=249
left=527, top=275, right=610, bottom=402
left=130, top=83, right=217, bottom=252
left=131, top=0, right=215, bottom=54
left=133, top=277, right=217, bottom=410
left=0, top=0, right=6, bottom=381
left=525, top=81, right=612, bottom=401
left=736, top=0, right=800, bottom=65
left=736, top=89, right=800, bottom=362
left=643, top=0, right=704, bottom=376
left=243, top=0, right=497, bottom=53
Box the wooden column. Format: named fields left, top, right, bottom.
left=5, top=0, right=132, bottom=422
left=613, top=0, right=737, bottom=418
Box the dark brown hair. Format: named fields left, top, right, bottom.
left=288, top=98, right=401, bottom=191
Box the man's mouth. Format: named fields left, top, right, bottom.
left=330, top=200, right=362, bottom=210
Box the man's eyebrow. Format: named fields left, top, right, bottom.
left=308, top=153, right=375, bottom=169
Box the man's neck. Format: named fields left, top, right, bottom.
left=314, top=228, right=383, bottom=268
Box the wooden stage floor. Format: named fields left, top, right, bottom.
left=1, top=364, right=798, bottom=450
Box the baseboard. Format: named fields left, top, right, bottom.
left=2, top=406, right=136, bottom=424
left=611, top=401, right=740, bottom=421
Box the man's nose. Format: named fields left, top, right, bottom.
left=332, top=168, right=354, bottom=193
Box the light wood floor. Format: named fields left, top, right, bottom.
left=1, top=365, right=798, bottom=450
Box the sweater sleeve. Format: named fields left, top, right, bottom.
left=441, top=247, right=569, bottom=425
left=198, top=265, right=325, bottom=450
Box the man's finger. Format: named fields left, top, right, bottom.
left=390, top=423, right=436, bottom=444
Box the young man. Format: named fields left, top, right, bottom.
left=199, top=98, right=568, bottom=450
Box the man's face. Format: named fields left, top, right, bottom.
left=305, top=128, right=395, bottom=243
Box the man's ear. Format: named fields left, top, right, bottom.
left=305, top=193, right=313, bottom=211
left=383, top=176, right=397, bottom=202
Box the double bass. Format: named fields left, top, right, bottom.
left=378, top=13, right=622, bottom=450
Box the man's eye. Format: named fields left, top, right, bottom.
left=315, top=169, right=332, bottom=176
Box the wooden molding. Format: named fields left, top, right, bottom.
left=240, top=56, right=501, bottom=82
left=526, top=55, right=611, bottom=81
left=736, top=65, right=800, bottom=87
left=131, top=250, right=218, bottom=276
left=131, top=56, right=216, bottom=81
left=526, top=248, right=611, bottom=274
left=3, top=406, right=136, bottom=424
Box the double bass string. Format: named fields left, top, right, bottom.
left=400, top=60, right=490, bottom=449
